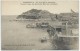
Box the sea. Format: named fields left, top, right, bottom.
left=1, top=15, right=53, bottom=50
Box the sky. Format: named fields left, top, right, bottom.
left=2, top=0, right=79, bottom=15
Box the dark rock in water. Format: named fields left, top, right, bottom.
left=40, top=39, right=47, bottom=43
left=40, top=37, right=47, bottom=43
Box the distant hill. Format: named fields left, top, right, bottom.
left=17, top=9, right=55, bottom=19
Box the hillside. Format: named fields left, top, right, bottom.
left=17, top=9, right=55, bottom=19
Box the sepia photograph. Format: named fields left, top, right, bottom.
left=1, top=0, right=79, bottom=50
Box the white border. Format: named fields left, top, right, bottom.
left=0, top=0, right=1, bottom=51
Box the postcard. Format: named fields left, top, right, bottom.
left=1, top=0, right=79, bottom=50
